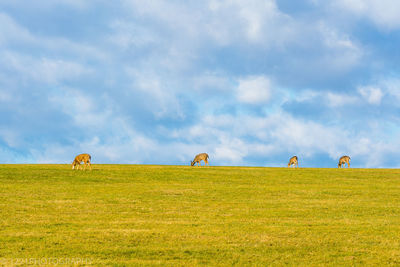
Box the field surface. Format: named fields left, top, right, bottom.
left=1, top=165, right=400, bottom=266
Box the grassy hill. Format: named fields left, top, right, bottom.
left=1, top=164, right=400, bottom=266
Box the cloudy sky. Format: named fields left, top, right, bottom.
left=1, top=0, right=400, bottom=167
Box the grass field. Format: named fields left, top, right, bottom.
left=1, top=165, right=400, bottom=266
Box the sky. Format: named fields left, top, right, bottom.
left=0, top=0, right=400, bottom=167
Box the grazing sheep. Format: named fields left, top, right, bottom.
left=338, top=155, right=350, bottom=168
left=191, top=153, right=209, bottom=167
left=288, top=156, right=298, bottom=168
left=72, top=153, right=92, bottom=170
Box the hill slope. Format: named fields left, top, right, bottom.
left=1, top=165, right=400, bottom=265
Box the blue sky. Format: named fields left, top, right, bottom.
left=1, top=0, right=400, bottom=167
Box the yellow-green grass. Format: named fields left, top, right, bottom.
left=1, top=165, right=400, bottom=266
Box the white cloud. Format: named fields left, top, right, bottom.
left=294, top=90, right=359, bottom=107
left=317, top=23, right=363, bottom=71
left=126, top=68, right=186, bottom=119
left=333, top=0, right=400, bottom=30
left=162, top=110, right=400, bottom=167
left=383, top=78, right=400, bottom=101
left=0, top=89, right=11, bottom=102
left=0, top=128, right=21, bottom=148
left=0, top=13, right=36, bottom=45
left=36, top=58, right=91, bottom=84
left=0, top=0, right=93, bottom=10
left=29, top=114, right=158, bottom=164
left=319, top=23, right=358, bottom=51
left=1, top=52, right=91, bottom=84
left=236, top=76, right=272, bottom=104
left=358, top=86, right=384, bottom=105
left=165, top=112, right=340, bottom=165
left=122, top=0, right=294, bottom=47
left=206, top=0, right=296, bottom=46
left=326, top=92, right=358, bottom=107
left=0, top=146, right=33, bottom=163
left=0, top=12, right=107, bottom=64
left=214, top=141, right=247, bottom=165
left=48, top=88, right=110, bottom=133
left=7, top=108, right=398, bottom=167
left=192, top=72, right=231, bottom=93
left=107, top=20, right=159, bottom=50
left=231, top=0, right=282, bottom=42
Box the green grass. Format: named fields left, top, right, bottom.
left=1, top=165, right=400, bottom=266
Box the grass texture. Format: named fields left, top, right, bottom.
left=1, top=164, right=400, bottom=266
